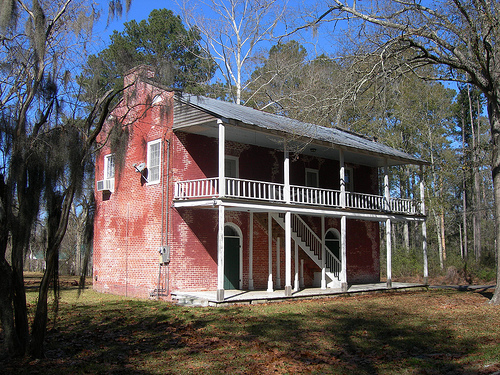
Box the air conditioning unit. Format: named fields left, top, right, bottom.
left=96, top=179, right=114, bottom=192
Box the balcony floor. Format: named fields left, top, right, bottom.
left=171, top=282, right=427, bottom=306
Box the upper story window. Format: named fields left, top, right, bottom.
left=147, top=139, right=162, bottom=184
left=345, top=167, right=353, bottom=191
left=225, top=156, right=239, bottom=178
left=104, top=154, right=115, bottom=180
left=305, top=168, right=319, bottom=188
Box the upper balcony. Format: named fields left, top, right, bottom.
left=174, top=177, right=423, bottom=216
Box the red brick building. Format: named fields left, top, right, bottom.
left=93, top=66, right=428, bottom=301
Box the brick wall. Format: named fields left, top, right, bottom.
left=94, top=68, right=382, bottom=299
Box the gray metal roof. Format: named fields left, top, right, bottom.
left=176, top=93, right=428, bottom=166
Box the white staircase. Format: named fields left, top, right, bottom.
left=271, top=213, right=342, bottom=288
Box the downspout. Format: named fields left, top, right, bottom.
left=159, top=135, right=171, bottom=300
left=165, top=138, right=171, bottom=298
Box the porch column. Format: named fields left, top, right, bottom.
left=386, top=218, right=392, bottom=288
left=284, top=143, right=290, bottom=204
left=294, top=242, right=299, bottom=291
left=283, top=143, right=292, bottom=296
left=218, top=119, right=225, bottom=197
left=217, top=119, right=226, bottom=302
left=300, top=259, right=304, bottom=288
left=420, top=167, right=429, bottom=285
left=340, top=149, right=348, bottom=292
left=321, top=215, right=326, bottom=289
left=249, top=212, right=254, bottom=290
left=385, top=161, right=392, bottom=288
left=217, top=205, right=225, bottom=302
left=285, top=212, right=292, bottom=296
left=267, top=212, right=274, bottom=292
left=340, top=216, right=347, bottom=292
left=276, top=237, right=281, bottom=288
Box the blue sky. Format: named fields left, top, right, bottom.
left=92, top=0, right=331, bottom=57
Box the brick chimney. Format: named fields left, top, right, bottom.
left=124, top=65, right=156, bottom=87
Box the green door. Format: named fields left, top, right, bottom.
left=224, top=227, right=240, bottom=290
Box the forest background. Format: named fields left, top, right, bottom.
left=0, top=0, right=497, bottom=358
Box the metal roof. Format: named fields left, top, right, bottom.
left=176, top=93, right=428, bottom=166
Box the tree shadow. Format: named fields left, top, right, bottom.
left=1, top=295, right=492, bottom=374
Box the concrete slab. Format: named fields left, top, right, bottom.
left=171, top=282, right=427, bottom=306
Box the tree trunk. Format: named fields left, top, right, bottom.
left=488, top=95, right=500, bottom=305
left=29, top=185, right=76, bottom=357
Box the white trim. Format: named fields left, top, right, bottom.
left=224, top=222, right=243, bottom=290
left=225, top=155, right=239, bottom=178
left=173, top=199, right=426, bottom=222
left=104, top=153, right=115, bottom=180
left=345, top=167, right=353, bottom=191
left=305, top=168, right=319, bottom=188
left=147, top=139, right=162, bottom=185
left=249, top=212, right=254, bottom=290
left=325, top=228, right=341, bottom=263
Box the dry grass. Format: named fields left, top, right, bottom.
left=1, top=275, right=499, bottom=374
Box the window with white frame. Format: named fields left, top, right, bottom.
left=104, top=154, right=115, bottom=180
left=305, top=168, right=319, bottom=188
left=225, top=156, right=239, bottom=178
left=344, top=167, right=353, bottom=191
left=147, top=139, right=161, bottom=184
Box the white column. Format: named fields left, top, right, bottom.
left=284, top=144, right=290, bottom=204
left=294, top=242, right=299, bottom=292
left=384, top=160, right=390, bottom=211
left=385, top=161, right=392, bottom=288
left=218, top=119, right=225, bottom=197
left=386, top=218, right=392, bottom=288
left=300, top=259, right=304, bottom=288
left=276, top=237, right=281, bottom=289
left=339, top=150, right=348, bottom=292
left=340, top=149, right=346, bottom=208
left=420, top=171, right=428, bottom=285
left=217, top=119, right=225, bottom=302
left=340, top=215, right=347, bottom=292
left=283, top=142, right=292, bottom=296
left=267, top=212, right=274, bottom=292
left=285, top=212, right=292, bottom=296
left=217, top=205, right=225, bottom=301
left=321, top=215, right=326, bottom=289
left=249, top=212, right=254, bottom=290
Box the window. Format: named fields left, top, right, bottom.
left=147, top=139, right=161, bottom=184
left=305, top=168, right=319, bottom=188
left=344, top=167, right=353, bottom=191
left=225, top=156, right=239, bottom=178
left=325, top=229, right=340, bottom=260
left=104, top=154, right=115, bottom=180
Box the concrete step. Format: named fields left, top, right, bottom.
left=171, top=292, right=210, bottom=307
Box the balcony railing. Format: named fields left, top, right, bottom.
left=174, top=177, right=423, bottom=215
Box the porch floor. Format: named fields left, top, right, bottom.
left=171, top=282, right=427, bottom=307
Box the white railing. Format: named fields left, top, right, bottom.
left=174, top=177, right=423, bottom=215
left=346, top=191, right=385, bottom=211
left=291, top=214, right=341, bottom=277
left=225, top=178, right=284, bottom=201
left=390, top=197, right=421, bottom=215
left=174, top=177, right=219, bottom=199
left=291, top=185, right=341, bottom=207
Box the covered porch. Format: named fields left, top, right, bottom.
left=172, top=109, right=429, bottom=303
left=171, top=282, right=427, bottom=307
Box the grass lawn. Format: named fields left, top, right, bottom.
left=1, top=276, right=499, bottom=374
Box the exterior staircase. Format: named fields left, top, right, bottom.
left=271, top=213, right=342, bottom=288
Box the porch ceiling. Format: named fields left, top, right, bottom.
left=175, top=120, right=411, bottom=168
left=173, top=94, right=429, bottom=168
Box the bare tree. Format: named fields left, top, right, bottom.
left=181, top=0, right=286, bottom=104
left=307, top=0, right=500, bottom=303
